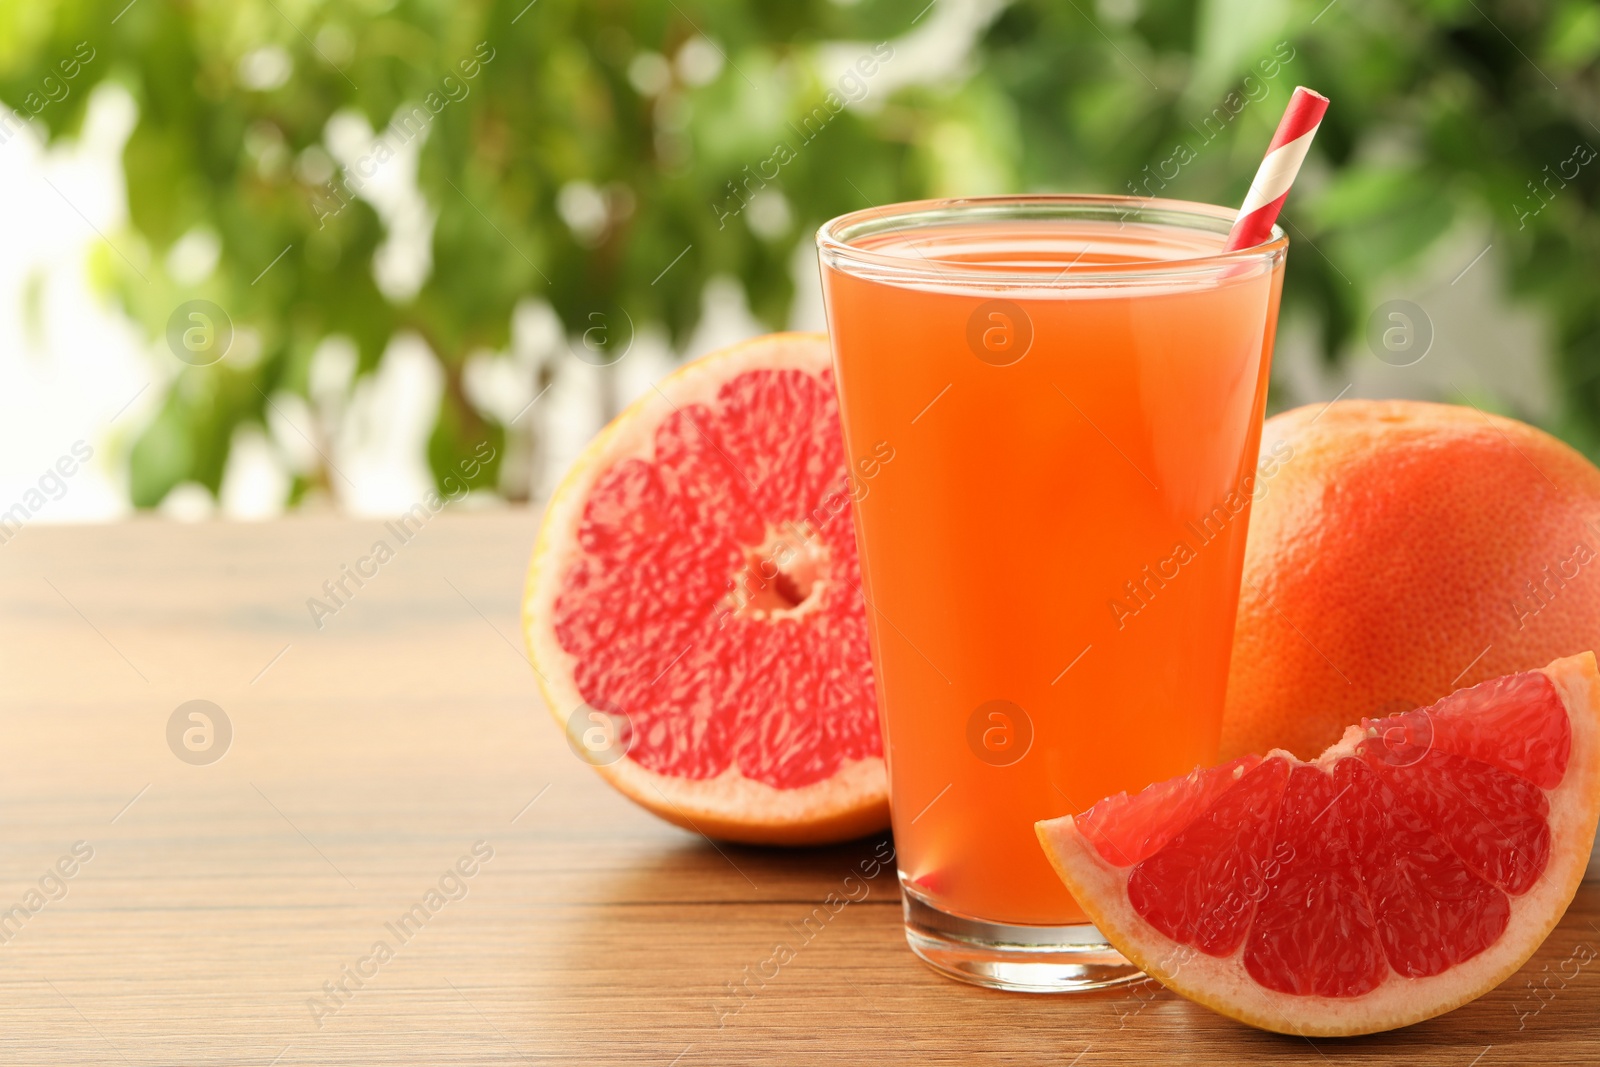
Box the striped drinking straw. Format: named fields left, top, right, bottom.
left=1224, top=86, right=1330, bottom=251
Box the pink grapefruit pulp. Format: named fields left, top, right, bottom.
left=523, top=333, right=887, bottom=845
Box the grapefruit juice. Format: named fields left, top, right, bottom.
left=817, top=197, right=1286, bottom=986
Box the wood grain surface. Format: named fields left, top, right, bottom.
left=0, top=512, right=1595, bottom=1065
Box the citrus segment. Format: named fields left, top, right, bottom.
left=1397, top=669, right=1571, bottom=789
left=1245, top=760, right=1384, bottom=997
left=525, top=333, right=888, bottom=845
left=1038, top=652, right=1600, bottom=1035
left=1125, top=756, right=1288, bottom=958
left=1076, top=755, right=1263, bottom=868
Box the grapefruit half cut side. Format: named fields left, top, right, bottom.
left=1038, top=652, right=1600, bottom=1036
left=523, top=332, right=887, bottom=846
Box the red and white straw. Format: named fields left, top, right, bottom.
left=1224, top=86, right=1330, bottom=251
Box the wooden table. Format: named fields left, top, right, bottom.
left=1, top=512, right=1595, bottom=1065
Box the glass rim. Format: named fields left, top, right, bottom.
left=815, top=194, right=1288, bottom=288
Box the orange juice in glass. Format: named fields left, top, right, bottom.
left=817, top=196, right=1286, bottom=992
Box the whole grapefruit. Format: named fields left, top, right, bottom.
left=1221, top=399, right=1600, bottom=761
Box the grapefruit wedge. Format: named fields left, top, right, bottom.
left=523, top=332, right=887, bottom=845
left=1037, top=652, right=1600, bottom=1036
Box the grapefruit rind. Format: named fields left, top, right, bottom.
left=523, top=332, right=889, bottom=846
left=1037, top=651, right=1600, bottom=1036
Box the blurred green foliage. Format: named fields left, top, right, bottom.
left=2, top=0, right=1598, bottom=504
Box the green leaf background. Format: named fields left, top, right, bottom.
left=4, top=0, right=1597, bottom=505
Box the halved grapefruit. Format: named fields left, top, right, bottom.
left=523, top=332, right=887, bottom=845
left=1037, top=652, right=1600, bottom=1036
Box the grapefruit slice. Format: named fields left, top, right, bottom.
left=523, top=332, right=887, bottom=845
left=1037, top=652, right=1600, bottom=1035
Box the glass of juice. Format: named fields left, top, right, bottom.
left=816, top=195, right=1286, bottom=992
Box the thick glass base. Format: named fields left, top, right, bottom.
left=901, top=880, right=1145, bottom=993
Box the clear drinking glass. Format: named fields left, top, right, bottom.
left=816, top=196, right=1287, bottom=992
